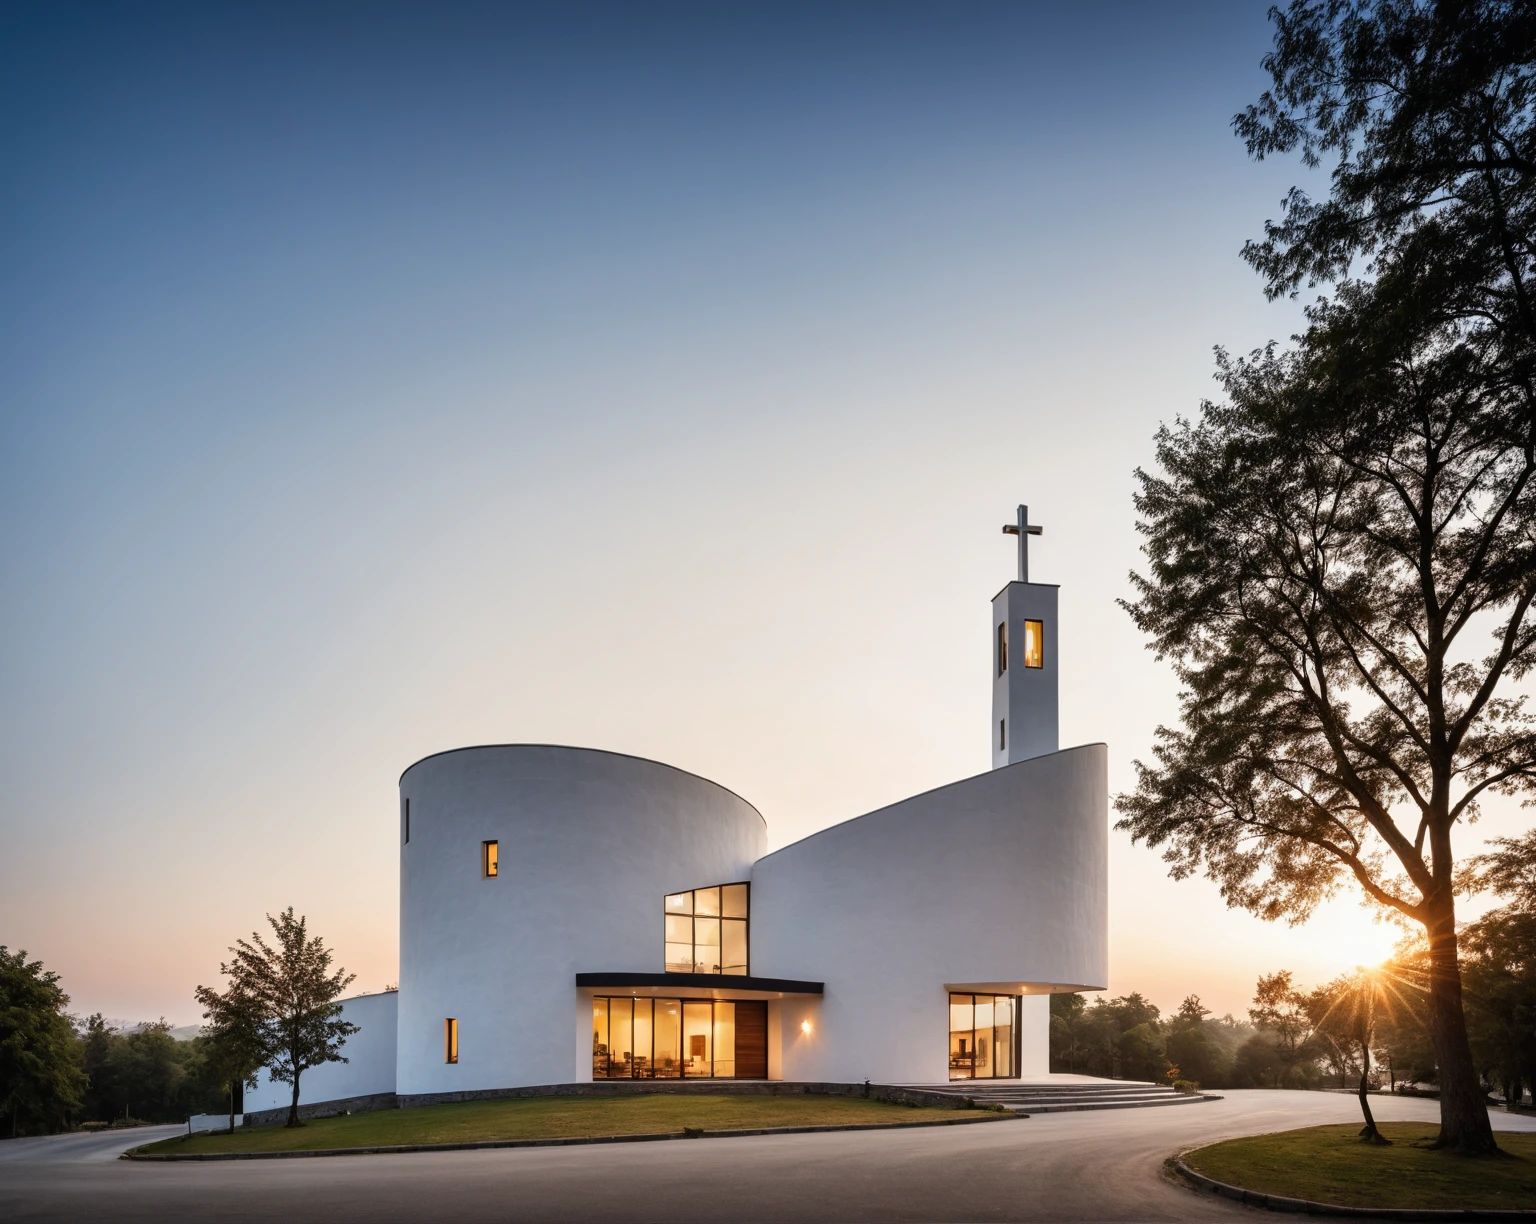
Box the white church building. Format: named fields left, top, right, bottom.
left=243, top=508, right=1107, bottom=1119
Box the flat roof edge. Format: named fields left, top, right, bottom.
left=576, top=972, right=823, bottom=996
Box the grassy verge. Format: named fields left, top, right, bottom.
left=130, top=1094, right=980, bottom=1156
left=1183, top=1122, right=1536, bottom=1211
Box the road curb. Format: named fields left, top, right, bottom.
left=1174, top=1159, right=1536, bottom=1220
left=123, top=1110, right=1020, bottom=1161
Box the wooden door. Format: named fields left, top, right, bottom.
left=734, top=1001, right=768, bottom=1079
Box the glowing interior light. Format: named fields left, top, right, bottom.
left=800, top=1019, right=812, bottom=1034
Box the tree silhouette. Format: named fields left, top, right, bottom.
left=1123, top=1, right=1536, bottom=1155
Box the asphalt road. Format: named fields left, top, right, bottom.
left=2, top=1091, right=1533, bottom=1223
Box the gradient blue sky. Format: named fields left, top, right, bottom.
left=5, top=2, right=1523, bottom=1026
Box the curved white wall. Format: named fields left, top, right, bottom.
left=243, top=990, right=399, bottom=1114
left=397, top=745, right=766, bottom=1096
left=750, top=743, right=1108, bottom=1084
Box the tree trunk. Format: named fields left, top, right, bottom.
left=228, top=1079, right=237, bottom=1134
left=1423, top=902, right=1499, bottom=1154
left=1358, top=1039, right=1388, bottom=1144
left=286, top=1071, right=301, bottom=1128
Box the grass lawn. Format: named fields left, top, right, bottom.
left=1183, top=1122, right=1536, bottom=1211
left=130, top=1094, right=983, bottom=1156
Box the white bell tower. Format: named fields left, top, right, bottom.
left=991, top=504, right=1058, bottom=767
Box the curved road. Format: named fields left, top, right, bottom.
left=2, top=1092, right=1532, bottom=1222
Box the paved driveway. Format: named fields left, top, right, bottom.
left=2, top=1092, right=1532, bottom=1223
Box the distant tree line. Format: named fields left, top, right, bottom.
left=1052, top=830, right=1536, bottom=1105
left=1, top=908, right=358, bottom=1138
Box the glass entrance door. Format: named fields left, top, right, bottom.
left=594, top=998, right=765, bottom=1078
left=949, top=993, right=1018, bottom=1080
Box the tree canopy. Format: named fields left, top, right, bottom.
left=0, top=947, right=84, bottom=1138
left=1237, top=0, right=1536, bottom=383
left=218, top=907, right=356, bottom=1127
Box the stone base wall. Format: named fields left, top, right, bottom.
left=243, top=1091, right=399, bottom=1127
left=398, top=1081, right=973, bottom=1110
left=242, top=1080, right=978, bottom=1126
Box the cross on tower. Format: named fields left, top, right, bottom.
left=1001, top=504, right=1043, bottom=583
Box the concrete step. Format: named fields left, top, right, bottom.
left=979, top=1090, right=1193, bottom=1101
left=976, top=1092, right=1185, bottom=1104
left=915, top=1082, right=1216, bottom=1114
left=1006, top=1094, right=1211, bottom=1114
left=945, top=1088, right=1178, bottom=1100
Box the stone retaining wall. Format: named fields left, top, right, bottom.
left=243, top=1080, right=974, bottom=1125
left=244, top=1092, right=400, bottom=1127
left=397, top=1080, right=973, bottom=1111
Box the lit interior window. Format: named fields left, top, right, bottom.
left=482, top=840, right=499, bottom=878
left=593, top=997, right=763, bottom=1079
left=1024, top=619, right=1044, bottom=668
left=663, top=884, right=748, bottom=975
left=445, top=1017, right=459, bottom=1064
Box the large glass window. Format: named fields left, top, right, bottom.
left=593, top=998, right=765, bottom=1078
left=654, top=998, right=681, bottom=1078
left=662, top=884, right=748, bottom=975
left=592, top=998, right=608, bottom=1079
left=949, top=993, right=1021, bottom=1081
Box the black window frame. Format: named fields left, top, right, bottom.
left=948, top=992, right=1023, bottom=1081
left=663, top=882, right=749, bottom=976
left=591, top=996, right=765, bottom=1080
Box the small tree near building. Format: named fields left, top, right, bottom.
left=194, top=979, right=270, bottom=1133
left=218, top=908, right=357, bottom=1127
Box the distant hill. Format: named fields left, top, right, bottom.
left=98, top=1019, right=203, bottom=1041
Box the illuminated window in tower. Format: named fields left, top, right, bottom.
left=1023, top=619, right=1044, bottom=668
left=445, top=1018, right=459, bottom=1064
left=482, top=840, right=499, bottom=877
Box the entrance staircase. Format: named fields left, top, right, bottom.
left=919, top=1079, right=1214, bottom=1114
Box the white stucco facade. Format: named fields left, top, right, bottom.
left=243, top=988, right=398, bottom=1116
left=753, top=743, right=1107, bottom=1084
left=248, top=523, right=1108, bottom=1117
left=397, top=745, right=765, bottom=1097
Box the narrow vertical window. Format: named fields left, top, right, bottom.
left=1023, top=619, right=1044, bottom=668
left=445, top=1018, right=459, bottom=1064
left=482, top=840, right=499, bottom=878
left=999, top=719, right=1006, bottom=751
left=403, top=797, right=410, bottom=844
left=997, top=622, right=1008, bottom=675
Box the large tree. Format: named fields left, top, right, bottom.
left=1119, top=0, right=1536, bottom=1155
left=218, top=908, right=356, bottom=1127
left=0, top=947, right=85, bottom=1137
